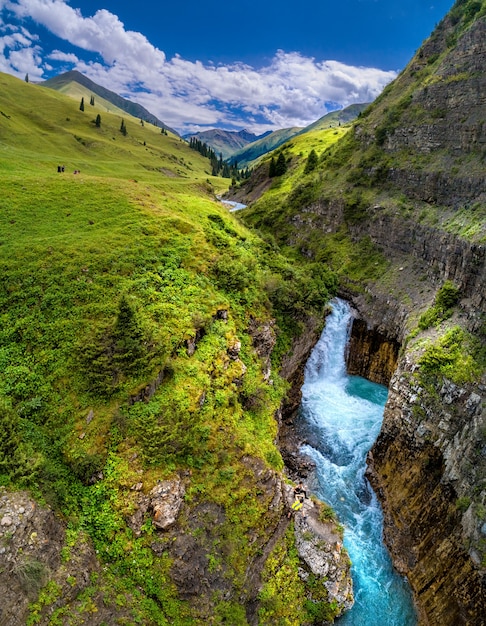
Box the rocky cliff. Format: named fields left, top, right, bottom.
left=238, top=1, right=486, bottom=623
left=0, top=314, right=354, bottom=626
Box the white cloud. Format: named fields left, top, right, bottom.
left=49, top=50, right=79, bottom=63
left=0, top=0, right=397, bottom=132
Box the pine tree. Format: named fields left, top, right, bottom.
left=120, top=119, right=127, bottom=136
left=24, top=73, right=29, bottom=83
left=269, top=156, right=276, bottom=177
left=95, top=114, right=101, bottom=128
left=0, top=401, right=39, bottom=483
left=90, top=95, right=95, bottom=106
left=112, top=296, right=146, bottom=375
left=274, top=152, right=287, bottom=176
left=304, top=149, right=318, bottom=174
left=79, top=97, right=85, bottom=111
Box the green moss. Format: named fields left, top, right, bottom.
left=418, top=281, right=460, bottom=330
left=418, top=326, right=485, bottom=384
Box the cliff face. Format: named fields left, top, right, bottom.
left=240, top=3, right=486, bottom=623
left=366, top=354, right=486, bottom=625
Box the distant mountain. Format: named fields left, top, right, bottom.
left=227, top=127, right=304, bottom=167
left=299, top=103, right=370, bottom=134
left=183, top=128, right=271, bottom=161
left=227, top=103, right=369, bottom=168
left=42, top=70, right=178, bottom=135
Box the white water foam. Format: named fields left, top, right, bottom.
left=300, top=298, right=417, bottom=625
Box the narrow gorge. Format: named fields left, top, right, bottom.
left=238, top=2, right=486, bottom=623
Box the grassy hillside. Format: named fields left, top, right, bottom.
left=299, top=103, right=369, bottom=135
left=42, top=70, right=176, bottom=133
left=228, top=104, right=368, bottom=169
left=0, top=72, right=339, bottom=624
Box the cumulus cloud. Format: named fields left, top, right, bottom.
left=0, top=0, right=397, bottom=133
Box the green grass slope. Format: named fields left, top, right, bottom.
left=43, top=69, right=177, bottom=133
left=228, top=104, right=368, bottom=169
left=0, top=71, right=339, bottom=624
left=299, top=103, right=369, bottom=135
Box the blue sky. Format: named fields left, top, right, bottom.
left=0, top=0, right=454, bottom=134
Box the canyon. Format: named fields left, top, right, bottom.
left=236, top=3, right=486, bottom=623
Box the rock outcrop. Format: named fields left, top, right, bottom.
left=366, top=352, right=486, bottom=625
left=0, top=488, right=132, bottom=626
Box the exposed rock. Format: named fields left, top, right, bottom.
left=284, top=485, right=354, bottom=617
left=128, top=367, right=165, bottom=405
left=150, top=477, right=185, bottom=530
left=247, top=316, right=277, bottom=381
left=0, top=488, right=132, bottom=625
left=345, top=316, right=400, bottom=385
left=366, top=353, right=486, bottom=625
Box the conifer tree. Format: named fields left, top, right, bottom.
left=120, top=119, right=127, bottom=136
left=304, top=149, right=318, bottom=174
left=90, top=95, right=95, bottom=106
left=79, top=97, right=85, bottom=111
left=95, top=114, right=101, bottom=128
left=269, top=156, right=276, bottom=177
left=274, top=152, right=287, bottom=176
left=24, top=73, right=29, bottom=83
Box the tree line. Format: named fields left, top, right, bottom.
left=188, top=137, right=251, bottom=182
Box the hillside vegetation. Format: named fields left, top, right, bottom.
left=42, top=69, right=176, bottom=133
left=237, top=0, right=486, bottom=621
left=0, top=72, right=342, bottom=624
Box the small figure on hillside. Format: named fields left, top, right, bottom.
left=293, top=481, right=307, bottom=500
left=288, top=481, right=308, bottom=519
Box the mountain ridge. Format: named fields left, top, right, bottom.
left=42, top=69, right=178, bottom=135
left=228, top=103, right=369, bottom=167
left=183, top=127, right=271, bottom=160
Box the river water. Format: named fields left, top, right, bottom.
left=299, top=298, right=417, bottom=625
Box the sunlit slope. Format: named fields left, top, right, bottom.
left=0, top=72, right=213, bottom=181
left=0, top=69, right=340, bottom=624
left=44, top=78, right=131, bottom=118
left=42, top=69, right=176, bottom=132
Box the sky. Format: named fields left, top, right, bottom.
left=0, top=0, right=455, bottom=135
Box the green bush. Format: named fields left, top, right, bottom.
left=418, top=281, right=460, bottom=330
left=418, top=326, right=483, bottom=384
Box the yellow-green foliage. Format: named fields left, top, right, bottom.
left=258, top=528, right=309, bottom=625
left=0, top=71, right=339, bottom=623
left=258, top=526, right=340, bottom=625
left=418, top=326, right=485, bottom=384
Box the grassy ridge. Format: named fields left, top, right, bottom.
left=239, top=122, right=391, bottom=285
left=0, top=72, right=338, bottom=623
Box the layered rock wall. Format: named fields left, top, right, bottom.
left=366, top=355, right=486, bottom=625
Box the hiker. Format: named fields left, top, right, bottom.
left=293, top=481, right=307, bottom=500
left=288, top=481, right=307, bottom=518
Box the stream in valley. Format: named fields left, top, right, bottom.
left=299, top=298, right=417, bottom=625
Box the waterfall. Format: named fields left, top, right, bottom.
left=299, top=298, right=417, bottom=625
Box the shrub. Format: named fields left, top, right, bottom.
left=418, top=281, right=460, bottom=330
left=304, top=149, right=319, bottom=174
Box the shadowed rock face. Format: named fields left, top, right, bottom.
left=366, top=354, right=486, bottom=625
left=346, top=317, right=400, bottom=385
left=0, top=489, right=133, bottom=625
